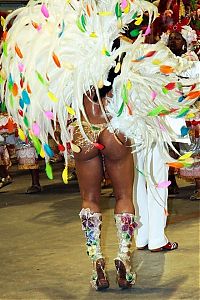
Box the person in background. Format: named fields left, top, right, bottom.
left=0, top=112, right=14, bottom=189
left=0, top=101, right=41, bottom=193
left=0, top=144, right=12, bottom=189
left=15, top=137, right=41, bottom=194
left=134, top=24, right=199, bottom=252
left=179, top=100, right=200, bottom=201
left=162, top=24, right=199, bottom=195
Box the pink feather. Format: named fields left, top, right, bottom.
left=157, top=180, right=171, bottom=188
left=32, top=123, right=40, bottom=136
left=120, top=0, right=128, bottom=9
left=41, top=4, right=49, bottom=18
left=151, top=90, right=157, bottom=100
left=44, top=111, right=53, bottom=119
left=144, top=25, right=151, bottom=36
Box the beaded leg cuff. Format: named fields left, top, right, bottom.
left=79, top=208, right=103, bottom=261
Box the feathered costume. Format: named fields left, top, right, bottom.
left=0, top=0, right=199, bottom=181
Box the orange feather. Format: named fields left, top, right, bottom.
left=27, top=83, right=32, bottom=94
left=15, top=44, right=23, bottom=59
left=160, top=65, right=174, bottom=74
left=12, top=83, right=18, bottom=96
left=52, top=52, right=61, bottom=68
left=2, top=31, right=7, bottom=41
left=185, top=90, right=200, bottom=100
left=167, top=162, right=184, bottom=168
left=86, top=4, right=91, bottom=16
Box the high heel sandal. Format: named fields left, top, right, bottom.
left=79, top=209, right=109, bottom=290
left=114, top=213, right=138, bottom=289
left=114, top=258, right=136, bottom=289
left=91, top=258, right=109, bottom=291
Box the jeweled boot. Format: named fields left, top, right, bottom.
left=79, top=208, right=109, bottom=290
left=114, top=213, right=138, bottom=289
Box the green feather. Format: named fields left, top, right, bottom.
left=45, top=163, right=53, bottom=180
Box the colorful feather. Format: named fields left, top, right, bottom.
left=15, top=44, right=23, bottom=59
left=121, top=0, right=128, bottom=10
left=167, top=162, right=184, bottom=168
left=44, top=111, right=54, bottom=119
left=121, top=84, right=128, bottom=104
left=31, top=136, right=41, bottom=154
left=66, top=106, right=75, bottom=115
left=180, top=126, right=190, bottom=136
left=151, top=90, right=157, bottom=100
left=48, top=91, right=58, bottom=103
left=130, top=29, right=140, bottom=37
left=165, top=82, right=176, bottom=90
left=178, top=95, right=184, bottom=102
left=18, top=128, right=26, bottom=141
left=18, top=63, right=24, bottom=73
left=40, top=148, right=45, bottom=158
left=18, top=109, right=23, bottom=117
left=160, top=65, right=174, bottom=74
left=176, top=107, right=190, bottom=118
left=12, top=83, right=18, bottom=96
left=2, top=41, right=8, bottom=57
left=86, top=4, right=91, bottom=17
left=117, top=102, right=125, bottom=117
left=58, top=144, right=65, bottom=151
left=36, top=71, right=48, bottom=86
left=23, top=116, right=29, bottom=127
left=52, top=52, right=61, bottom=68
left=157, top=180, right=171, bottom=188
left=178, top=152, right=193, bottom=161
left=185, top=90, right=200, bottom=100
left=135, top=15, right=143, bottom=25
left=32, top=122, right=40, bottom=136
left=147, top=105, right=166, bottom=116
left=115, top=3, right=122, bottom=18
left=45, top=163, right=53, bottom=180
left=62, top=167, right=68, bottom=184
left=22, top=90, right=31, bottom=105
left=144, top=25, right=151, bottom=36
left=44, top=143, right=54, bottom=157
left=41, top=4, right=49, bottom=18
left=58, top=21, right=65, bottom=38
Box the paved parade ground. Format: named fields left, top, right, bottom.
left=0, top=163, right=199, bottom=300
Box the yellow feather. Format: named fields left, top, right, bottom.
left=178, top=152, right=193, bottom=161
left=40, top=148, right=45, bottom=158
left=66, top=105, right=75, bottom=115
left=135, top=16, right=143, bottom=25
left=1, top=16, right=5, bottom=28
left=18, top=128, right=26, bottom=141
left=62, top=167, right=68, bottom=184
left=126, top=80, right=132, bottom=90
left=48, top=91, right=58, bottom=102
left=98, top=11, right=113, bottom=16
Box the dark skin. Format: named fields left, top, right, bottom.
left=73, top=91, right=134, bottom=214
left=167, top=32, right=187, bottom=57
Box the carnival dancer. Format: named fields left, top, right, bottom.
left=1, top=0, right=199, bottom=291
